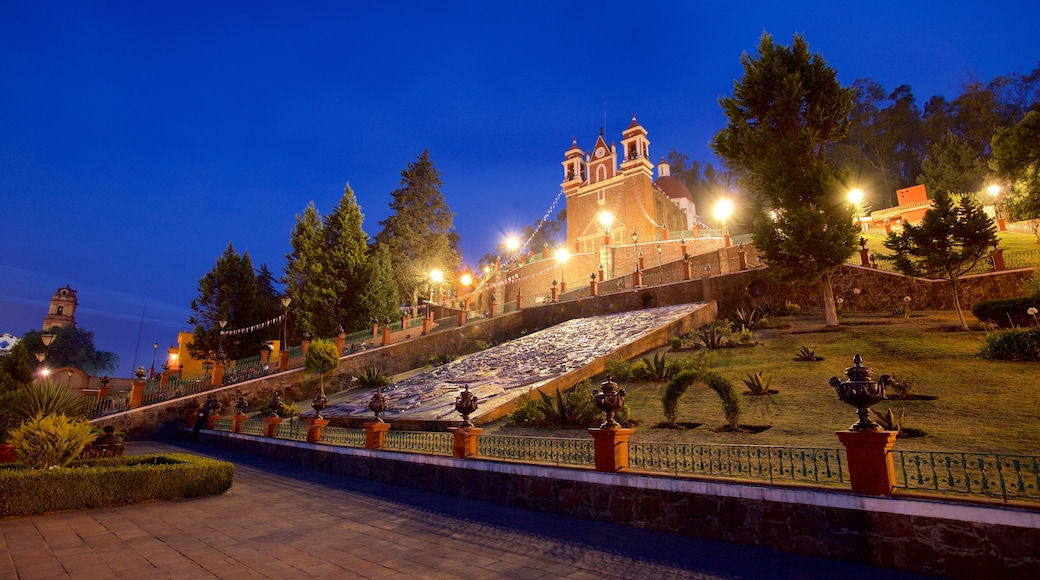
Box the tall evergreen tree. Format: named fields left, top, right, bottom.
left=918, top=131, right=989, bottom=194
left=375, top=150, right=461, bottom=316
left=283, top=203, right=333, bottom=339
left=188, top=243, right=277, bottom=362
left=882, top=190, right=997, bottom=330
left=323, top=185, right=371, bottom=332
left=356, top=243, right=400, bottom=329
left=991, top=109, right=1040, bottom=220
left=712, top=33, right=857, bottom=326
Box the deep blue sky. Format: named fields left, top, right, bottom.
left=2, top=1, right=1036, bottom=377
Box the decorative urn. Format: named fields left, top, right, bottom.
left=367, top=387, right=389, bottom=423
left=593, top=375, right=626, bottom=428
left=829, top=354, right=891, bottom=431
left=454, top=386, right=479, bottom=428
left=311, top=388, right=328, bottom=420
left=234, top=392, right=248, bottom=416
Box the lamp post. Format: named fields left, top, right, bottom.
left=35, top=331, right=56, bottom=376
left=217, top=319, right=228, bottom=361
left=657, top=244, right=663, bottom=285
left=430, top=269, right=444, bottom=307
left=631, top=228, right=638, bottom=275
left=988, top=184, right=1005, bottom=230
left=281, top=296, right=292, bottom=350
left=713, top=199, right=734, bottom=247
left=149, top=342, right=159, bottom=379
left=848, top=188, right=865, bottom=232
left=555, top=248, right=570, bottom=294
left=598, top=211, right=614, bottom=276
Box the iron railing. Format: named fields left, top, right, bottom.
left=893, top=450, right=1040, bottom=501
left=479, top=434, right=594, bottom=466
left=204, top=421, right=1040, bottom=502
left=629, top=442, right=848, bottom=485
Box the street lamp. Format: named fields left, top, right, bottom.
left=598, top=211, right=615, bottom=277
left=631, top=228, right=639, bottom=274
left=35, top=331, right=56, bottom=375
left=217, top=319, right=228, bottom=361
left=657, top=244, right=663, bottom=285
left=430, top=269, right=444, bottom=305
left=150, top=342, right=159, bottom=379
left=281, top=296, right=292, bottom=350
left=555, top=248, right=570, bottom=293
left=713, top=199, right=734, bottom=247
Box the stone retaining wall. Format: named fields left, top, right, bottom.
left=197, top=431, right=1040, bottom=580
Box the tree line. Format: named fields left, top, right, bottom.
left=188, top=149, right=460, bottom=362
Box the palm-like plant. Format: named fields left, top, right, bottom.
left=4, top=380, right=86, bottom=421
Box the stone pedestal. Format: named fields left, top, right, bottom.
left=682, top=261, right=692, bottom=281
left=997, top=218, right=1006, bottom=231
left=232, top=414, right=248, bottom=433
left=588, top=427, right=635, bottom=472
left=448, top=427, right=483, bottom=459
left=206, top=413, right=221, bottom=430
left=382, top=326, right=391, bottom=346
left=305, top=417, right=330, bottom=443
left=129, top=379, right=146, bottom=409
left=859, top=247, right=870, bottom=267
left=550, top=287, right=558, bottom=302
left=738, top=249, right=747, bottom=270
left=212, top=362, right=224, bottom=387
left=991, top=248, right=1005, bottom=271
left=559, top=281, right=566, bottom=293
left=422, top=317, right=433, bottom=335
left=264, top=416, right=283, bottom=438
left=590, top=280, right=598, bottom=297
left=516, top=293, right=523, bottom=309
left=458, top=310, right=466, bottom=326
left=837, top=430, right=898, bottom=496
left=279, top=350, right=289, bottom=372
left=364, top=422, right=391, bottom=449
left=334, top=331, right=346, bottom=354
left=633, top=270, right=643, bottom=288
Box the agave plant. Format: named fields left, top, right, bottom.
left=793, top=346, right=822, bottom=362
left=639, top=352, right=671, bottom=381
left=729, top=307, right=759, bottom=331
left=7, top=413, right=96, bottom=469
left=537, top=387, right=581, bottom=427
left=355, top=368, right=391, bottom=388
left=741, top=371, right=776, bottom=396
left=871, top=407, right=905, bottom=433
left=696, top=321, right=732, bottom=349
left=4, top=380, right=87, bottom=421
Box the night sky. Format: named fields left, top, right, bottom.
left=2, top=1, right=1036, bottom=376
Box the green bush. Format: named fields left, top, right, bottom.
left=509, top=382, right=625, bottom=428
left=4, top=380, right=87, bottom=421
left=696, top=321, right=732, bottom=349
left=663, top=370, right=741, bottom=430
left=604, top=357, right=636, bottom=382
left=978, top=326, right=1040, bottom=360
left=7, top=414, right=95, bottom=469
left=0, top=453, right=234, bottom=517
left=971, top=297, right=1040, bottom=328
left=356, top=367, right=391, bottom=388
left=1020, top=267, right=1040, bottom=298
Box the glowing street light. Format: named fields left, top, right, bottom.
left=555, top=248, right=570, bottom=292
left=713, top=199, right=734, bottom=247
left=847, top=188, right=864, bottom=205
left=280, top=296, right=292, bottom=350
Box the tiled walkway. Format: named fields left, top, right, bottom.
left=0, top=441, right=928, bottom=579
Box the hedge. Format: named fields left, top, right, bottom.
left=0, top=453, right=234, bottom=518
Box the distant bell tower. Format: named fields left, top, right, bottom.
left=42, top=285, right=77, bottom=330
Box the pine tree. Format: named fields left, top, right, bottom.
left=283, top=203, right=334, bottom=339
left=712, top=33, right=857, bottom=326
left=356, top=243, right=400, bottom=329
left=882, top=190, right=998, bottom=330
left=323, top=185, right=370, bottom=332
left=188, top=243, right=277, bottom=361
left=375, top=150, right=461, bottom=315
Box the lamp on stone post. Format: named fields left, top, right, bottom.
left=631, top=228, right=639, bottom=273
left=279, top=297, right=291, bottom=371
left=830, top=354, right=898, bottom=496
left=555, top=248, right=570, bottom=294
left=680, top=237, right=687, bottom=259
left=35, top=331, right=56, bottom=375
left=217, top=319, right=228, bottom=361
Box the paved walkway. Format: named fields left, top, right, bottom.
left=0, top=441, right=930, bottom=579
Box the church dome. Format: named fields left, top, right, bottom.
left=654, top=175, right=692, bottom=201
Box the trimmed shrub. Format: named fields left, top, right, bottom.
left=971, top=297, right=1040, bottom=329
left=0, top=453, right=234, bottom=517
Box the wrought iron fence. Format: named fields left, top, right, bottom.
left=479, top=434, right=594, bottom=466
left=1004, top=248, right=1040, bottom=270
left=321, top=426, right=366, bottom=446
left=275, top=420, right=308, bottom=441
left=893, top=450, right=1040, bottom=501
left=240, top=420, right=264, bottom=436
left=384, top=430, right=453, bottom=455
left=628, top=442, right=849, bottom=485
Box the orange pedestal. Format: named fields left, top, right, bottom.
left=837, top=430, right=898, bottom=496
left=279, top=350, right=289, bottom=372
left=206, top=413, right=221, bottom=430
left=264, top=416, right=283, bottom=437
left=211, top=363, right=224, bottom=387
left=588, top=428, right=635, bottom=472
left=422, top=317, right=433, bottom=335
left=382, top=326, right=391, bottom=346
left=364, top=422, right=391, bottom=449
left=458, top=310, right=466, bottom=326
left=448, top=427, right=483, bottom=458
left=232, top=414, right=248, bottom=433
left=682, top=261, right=692, bottom=281
left=633, top=270, right=643, bottom=288
left=516, top=294, right=523, bottom=309
left=129, top=379, right=145, bottom=409
left=590, top=280, right=598, bottom=297
left=305, top=417, right=330, bottom=443
left=859, top=247, right=870, bottom=267
left=550, top=287, right=558, bottom=302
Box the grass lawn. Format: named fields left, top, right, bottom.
left=485, top=311, right=1040, bottom=456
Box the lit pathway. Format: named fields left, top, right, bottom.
left=0, top=441, right=930, bottom=579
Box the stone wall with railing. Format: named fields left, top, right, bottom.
left=195, top=429, right=1040, bottom=580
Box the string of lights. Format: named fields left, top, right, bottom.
left=503, top=188, right=564, bottom=264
